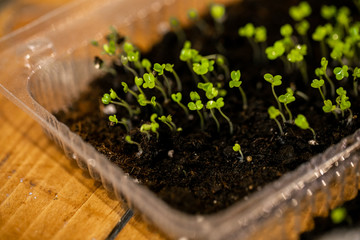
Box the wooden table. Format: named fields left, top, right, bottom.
left=0, top=1, right=166, bottom=239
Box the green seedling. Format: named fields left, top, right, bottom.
left=264, top=73, right=283, bottom=112
left=210, top=3, right=226, bottom=35
left=142, top=72, right=168, bottom=101
left=164, top=63, right=182, bottom=91
left=141, top=58, right=152, bottom=73
left=268, top=106, right=285, bottom=135
left=321, top=5, right=337, bottom=20
left=169, top=17, right=186, bottom=44
left=171, top=92, right=189, bottom=116
left=311, top=79, right=326, bottom=101
left=187, top=8, right=209, bottom=33
left=188, top=91, right=204, bottom=130
left=140, top=113, right=160, bottom=139
left=158, top=115, right=181, bottom=132
left=125, top=135, right=143, bottom=155
left=295, top=114, right=316, bottom=140
left=193, top=58, right=215, bottom=82
left=123, top=41, right=144, bottom=74
left=239, top=23, right=267, bottom=62
left=102, top=89, right=135, bottom=117
left=229, top=70, right=247, bottom=110
left=333, top=65, right=349, bottom=80
left=278, top=91, right=295, bottom=122
left=121, top=82, right=138, bottom=99
left=265, top=40, right=285, bottom=60
left=108, top=115, right=130, bottom=132
left=198, top=82, right=219, bottom=100
left=312, top=24, right=331, bottom=58
left=154, top=63, right=172, bottom=95
left=287, top=44, right=308, bottom=83
left=206, top=97, right=233, bottom=134
left=315, top=57, right=335, bottom=96
left=322, top=99, right=337, bottom=117
left=295, top=20, right=310, bottom=36
left=215, top=55, right=230, bottom=80
left=336, top=87, right=353, bottom=120
left=289, top=1, right=312, bottom=21
left=232, top=143, right=244, bottom=161
left=336, top=6, right=351, bottom=33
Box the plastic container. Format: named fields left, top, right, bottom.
left=0, top=0, right=359, bottom=239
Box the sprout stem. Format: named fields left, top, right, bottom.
left=272, top=85, right=282, bottom=112
left=238, top=86, right=248, bottom=110
left=209, top=109, right=220, bottom=133
left=273, top=118, right=284, bottom=135
left=217, top=108, right=233, bottom=135
left=324, top=74, right=335, bottom=97
left=284, top=104, right=293, bottom=122
left=196, top=110, right=205, bottom=130
left=172, top=70, right=182, bottom=91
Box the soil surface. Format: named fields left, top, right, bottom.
left=55, top=0, right=360, bottom=215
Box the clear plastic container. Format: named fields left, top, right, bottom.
left=0, top=0, right=359, bottom=239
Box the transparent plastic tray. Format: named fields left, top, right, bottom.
left=0, top=0, right=359, bottom=239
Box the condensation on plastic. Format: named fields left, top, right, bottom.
left=0, top=0, right=359, bottom=239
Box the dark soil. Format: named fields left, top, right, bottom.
left=55, top=0, right=360, bottom=216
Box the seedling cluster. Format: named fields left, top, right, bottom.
left=92, top=1, right=360, bottom=156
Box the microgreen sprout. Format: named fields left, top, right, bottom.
left=287, top=44, right=308, bottom=83
left=187, top=8, right=209, bottom=33
left=321, top=5, right=337, bottom=20
left=171, top=92, right=189, bottom=116
left=311, top=79, right=326, bottom=101
left=322, top=99, right=337, bottom=116
left=140, top=113, right=160, bottom=139
left=169, top=16, right=186, bottom=44
left=193, top=58, right=215, bottom=82
left=333, top=65, right=349, bottom=80
left=239, top=23, right=267, bottom=62
left=266, top=41, right=285, bottom=60
left=125, top=135, right=143, bottom=155
left=158, top=115, right=181, bottom=132
left=142, top=72, right=168, bottom=102
left=210, top=3, right=226, bottom=35
left=268, top=106, right=285, bottom=135
left=264, top=73, right=283, bottom=112
left=295, top=114, right=316, bottom=140
left=141, top=58, right=152, bottom=73
left=289, top=1, right=312, bottom=22
left=232, top=143, right=244, bottom=161
left=315, top=57, right=335, bottom=96
left=188, top=91, right=204, bottom=130
left=102, top=89, right=135, bottom=117
left=206, top=97, right=233, bottom=134
left=229, top=70, right=247, bottom=110
left=278, top=91, right=295, bottom=122
left=108, top=115, right=130, bottom=132
left=336, top=87, right=353, bottom=120
left=154, top=63, right=172, bottom=95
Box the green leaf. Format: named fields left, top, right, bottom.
left=312, top=25, right=328, bottom=41
left=264, top=73, right=282, bottom=86
left=171, top=92, right=182, bottom=102
left=333, top=65, right=349, bottom=80
left=109, top=89, right=118, bottom=99
left=353, top=67, right=360, bottom=78
left=294, top=114, right=310, bottom=130
left=153, top=63, right=165, bottom=75
left=122, top=82, right=129, bottom=93
left=123, top=42, right=134, bottom=53
left=143, top=73, right=156, bottom=89
left=287, top=49, right=303, bottom=63
left=280, top=24, right=293, bottom=37
left=289, top=1, right=312, bottom=21
left=238, top=23, right=255, bottom=38
left=268, top=106, right=280, bottom=119
left=336, top=87, right=347, bottom=96
left=164, top=63, right=174, bottom=72
left=232, top=143, right=241, bottom=152
left=141, top=58, right=151, bottom=69
left=190, top=91, right=201, bottom=101
left=229, top=80, right=242, bottom=88
left=321, top=5, right=337, bottom=20
left=255, top=26, right=267, bottom=42
left=265, top=41, right=285, bottom=60
left=322, top=99, right=336, bottom=113
left=135, top=77, right=143, bottom=87
left=109, top=115, right=118, bottom=124
left=230, top=70, right=241, bottom=81
left=210, top=3, right=225, bottom=22
left=205, top=87, right=218, bottom=100
left=206, top=100, right=217, bottom=109
left=215, top=97, right=224, bottom=108
left=150, top=96, right=157, bottom=106
left=138, top=94, right=147, bottom=106
left=295, top=20, right=310, bottom=35
left=278, top=92, right=295, bottom=104
left=102, top=93, right=111, bottom=104
left=311, top=79, right=325, bottom=88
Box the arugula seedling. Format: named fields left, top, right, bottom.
left=278, top=91, right=295, bottom=122
left=295, top=114, right=316, bottom=140
left=102, top=89, right=135, bottom=117
left=264, top=73, right=283, bottom=112
left=164, top=63, right=182, bottom=91
left=187, top=8, right=209, bottom=33
left=140, top=113, right=160, bottom=139
left=141, top=58, right=152, bottom=73
left=169, top=16, right=186, bottom=44
left=268, top=106, right=285, bottom=135
left=125, top=135, right=143, bottom=155
left=287, top=44, right=308, bottom=83
left=154, top=63, right=172, bottom=95
left=206, top=97, right=233, bottom=134
left=229, top=70, right=248, bottom=110
left=232, top=143, right=244, bottom=161
left=352, top=67, right=360, bottom=96
left=210, top=3, right=226, bottom=35
left=315, top=57, right=335, bottom=96
left=158, top=115, right=181, bottom=132
left=336, top=87, right=353, bottom=120
left=311, top=79, right=326, bottom=101
left=171, top=92, right=189, bottom=116
left=193, top=58, right=215, bottom=83
left=333, top=65, right=349, bottom=80
left=188, top=91, right=205, bottom=130
left=142, top=72, right=168, bottom=102
left=289, top=1, right=312, bottom=22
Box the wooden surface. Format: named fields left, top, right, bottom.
left=0, top=1, right=166, bottom=239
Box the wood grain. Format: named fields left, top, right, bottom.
left=0, top=1, right=166, bottom=239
